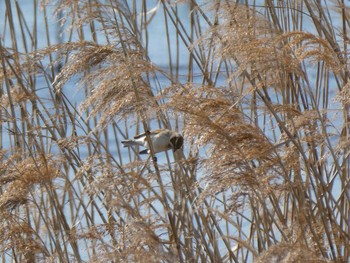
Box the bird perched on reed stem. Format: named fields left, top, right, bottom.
left=121, top=129, right=183, bottom=155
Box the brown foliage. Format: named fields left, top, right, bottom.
left=1, top=0, right=349, bottom=262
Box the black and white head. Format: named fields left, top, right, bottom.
left=169, top=132, right=184, bottom=152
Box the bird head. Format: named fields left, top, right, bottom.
left=170, top=133, right=184, bottom=152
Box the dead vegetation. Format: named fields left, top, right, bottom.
left=0, top=0, right=349, bottom=262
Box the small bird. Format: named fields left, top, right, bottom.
left=121, top=129, right=183, bottom=155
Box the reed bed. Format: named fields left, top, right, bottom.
left=0, top=0, right=349, bottom=262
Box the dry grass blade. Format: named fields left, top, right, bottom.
left=0, top=0, right=349, bottom=262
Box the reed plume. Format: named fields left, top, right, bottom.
left=0, top=0, right=349, bottom=262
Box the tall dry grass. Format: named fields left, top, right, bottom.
left=0, top=0, right=349, bottom=262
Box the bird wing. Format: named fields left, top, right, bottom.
left=133, top=129, right=166, bottom=139
left=139, top=149, right=149, bottom=155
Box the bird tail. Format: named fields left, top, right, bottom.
left=139, top=149, right=149, bottom=154
left=121, top=140, right=138, bottom=147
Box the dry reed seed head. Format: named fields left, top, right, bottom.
left=256, top=243, right=331, bottom=263
left=116, top=219, right=175, bottom=263
left=56, top=135, right=93, bottom=150
left=0, top=154, right=60, bottom=184
left=284, top=109, right=327, bottom=147
left=75, top=225, right=125, bottom=261
left=292, top=110, right=320, bottom=131
left=165, top=85, right=243, bottom=139
left=0, top=211, right=46, bottom=256
left=76, top=224, right=113, bottom=241
left=280, top=32, right=342, bottom=72
left=8, top=85, right=36, bottom=106
left=199, top=4, right=303, bottom=90
left=165, top=85, right=286, bottom=202
left=51, top=42, right=158, bottom=126
left=75, top=154, right=97, bottom=181
left=53, top=43, right=121, bottom=91
left=84, top=170, right=116, bottom=198
left=199, top=149, right=284, bottom=203
left=0, top=47, right=53, bottom=85
left=0, top=183, right=28, bottom=210
left=49, top=0, right=140, bottom=44
left=204, top=4, right=343, bottom=91
left=271, top=104, right=302, bottom=117
left=76, top=154, right=117, bottom=184
left=280, top=144, right=301, bottom=173
left=168, top=86, right=275, bottom=158
left=79, top=156, right=155, bottom=205
left=334, top=82, right=350, bottom=106
left=0, top=155, right=61, bottom=210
